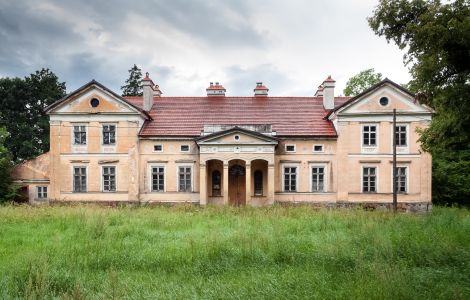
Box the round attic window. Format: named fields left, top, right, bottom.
left=90, top=98, right=100, bottom=107
left=234, top=135, right=240, bottom=141
left=379, top=97, right=389, bottom=106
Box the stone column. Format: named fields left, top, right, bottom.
left=223, top=163, right=229, bottom=205
left=199, top=162, right=207, bottom=206
left=268, top=164, right=275, bottom=205
left=245, top=163, right=251, bottom=206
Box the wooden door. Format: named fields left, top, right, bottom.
left=229, top=165, right=246, bottom=206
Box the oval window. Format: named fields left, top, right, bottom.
left=379, top=97, right=389, bottom=106
left=90, top=98, right=100, bottom=107
left=234, top=135, right=240, bottom=141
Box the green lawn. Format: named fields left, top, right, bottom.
left=0, top=205, right=469, bottom=299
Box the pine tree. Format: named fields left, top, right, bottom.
left=121, top=64, right=143, bottom=96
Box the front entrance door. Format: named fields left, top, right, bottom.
left=229, top=164, right=246, bottom=206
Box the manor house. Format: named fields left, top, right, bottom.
left=13, top=74, right=433, bottom=209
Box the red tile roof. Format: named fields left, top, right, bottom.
left=125, top=96, right=352, bottom=137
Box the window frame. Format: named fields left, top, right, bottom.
left=72, top=124, right=87, bottom=145
left=362, top=166, right=378, bottom=193
left=362, top=124, right=378, bottom=147
left=282, top=164, right=298, bottom=192
left=36, top=186, right=48, bottom=200
left=180, top=144, right=190, bottom=153
left=153, top=144, right=163, bottom=153
left=177, top=165, right=193, bottom=192
left=211, top=170, right=221, bottom=196
left=310, top=164, right=327, bottom=192
left=150, top=164, right=166, bottom=192
left=253, top=170, right=263, bottom=196
left=72, top=166, right=87, bottom=193
left=285, top=144, right=296, bottom=153
left=392, top=166, right=408, bottom=194
left=313, top=144, right=324, bottom=153
left=101, top=165, right=117, bottom=192
left=102, top=123, right=117, bottom=145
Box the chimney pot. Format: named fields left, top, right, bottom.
left=142, top=72, right=156, bottom=111
left=207, top=81, right=226, bottom=96
left=254, top=82, right=269, bottom=96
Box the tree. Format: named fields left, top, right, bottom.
left=0, top=68, right=66, bottom=162
left=121, top=64, right=143, bottom=96
left=369, top=0, right=470, bottom=206
left=0, top=127, right=17, bottom=203
left=343, top=69, right=383, bottom=96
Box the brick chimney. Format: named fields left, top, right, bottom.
left=206, top=82, right=226, bottom=96
left=322, top=75, right=335, bottom=110
left=314, top=85, right=324, bottom=97
left=142, top=72, right=155, bottom=111
left=254, top=82, right=269, bottom=96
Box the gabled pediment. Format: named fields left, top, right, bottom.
left=45, top=80, right=150, bottom=118
left=331, top=79, right=433, bottom=117
left=196, top=127, right=278, bottom=146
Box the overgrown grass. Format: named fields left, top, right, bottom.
left=0, top=205, right=469, bottom=299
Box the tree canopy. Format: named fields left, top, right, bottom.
left=121, top=64, right=143, bottom=96
left=369, top=0, right=470, bottom=206
left=0, top=127, right=17, bottom=202
left=0, top=68, right=66, bottom=162
left=343, top=68, right=383, bottom=96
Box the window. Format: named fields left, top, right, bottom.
left=37, top=186, right=47, bottom=199
left=396, top=167, right=407, bottom=193
left=379, top=97, right=389, bottom=106
left=152, top=166, right=165, bottom=192
left=284, top=167, right=297, bottom=192
left=362, top=167, right=377, bottom=193
left=363, top=125, right=377, bottom=146
left=90, top=98, right=100, bottom=107
left=102, top=166, right=116, bottom=192
left=212, top=170, right=221, bottom=196
left=73, top=167, right=87, bottom=192
left=102, top=125, right=116, bottom=145
left=285, top=144, right=296, bottom=152
left=312, top=167, right=325, bottom=192
left=254, top=170, right=263, bottom=196
left=178, top=166, right=192, bottom=192
left=180, top=145, right=190, bottom=152
left=313, top=145, right=324, bottom=152
left=73, top=125, right=86, bottom=145
left=234, top=135, right=240, bottom=141
left=154, top=144, right=163, bottom=152
left=395, top=125, right=407, bottom=147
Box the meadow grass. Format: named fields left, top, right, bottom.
left=0, top=205, right=469, bottom=299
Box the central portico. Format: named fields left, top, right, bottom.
left=197, top=126, right=278, bottom=206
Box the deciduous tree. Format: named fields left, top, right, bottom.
left=369, top=0, right=470, bottom=206
left=343, top=68, right=383, bottom=96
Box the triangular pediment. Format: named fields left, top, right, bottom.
left=196, top=127, right=278, bottom=145
left=334, top=79, right=433, bottom=116
left=45, top=80, right=149, bottom=118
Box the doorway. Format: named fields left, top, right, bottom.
left=229, top=163, right=246, bottom=206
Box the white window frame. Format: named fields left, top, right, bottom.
left=309, top=163, right=327, bottom=192
left=72, top=166, right=88, bottom=193
left=391, top=165, right=408, bottom=194
left=36, top=186, right=48, bottom=200
left=361, top=123, right=379, bottom=153
left=101, top=165, right=117, bottom=192
left=180, top=144, right=190, bottom=153
left=313, top=144, right=324, bottom=153
left=177, top=164, right=193, bottom=192
left=149, top=164, right=166, bottom=192
left=285, top=144, right=296, bottom=153
left=101, top=123, right=117, bottom=146
left=153, top=144, right=163, bottom=153
left=72, top=124, right=88, bottom=145
left=281, top=164, right=299, bottom=192
left=391, top=123, right=409, bottom=153
left=361, top=165, right=379, bottom=193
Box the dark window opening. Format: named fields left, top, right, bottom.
left=379, top=97, right=389, bottom=106
left=254, top=170, right=263, bottom=196
left=90, top=98, right=100, bottom=107
left=212, top=170, right=221, bottom=196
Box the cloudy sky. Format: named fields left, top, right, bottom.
left=0, top=0, right=410, bottom=96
